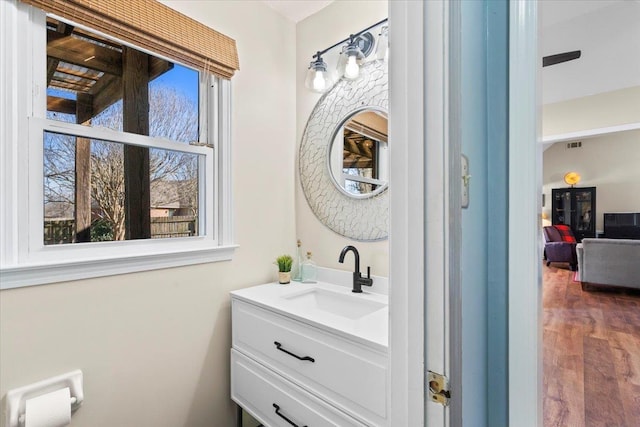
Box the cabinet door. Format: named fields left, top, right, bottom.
left=573, top=190, right=593, bottom=234
left=232, top=300, right=387, bottom=426
left=232, top=349, right=367, bottom=427
left=552, top=189, right=572, bottom=226
left=572, top=187, right=596, bottom=241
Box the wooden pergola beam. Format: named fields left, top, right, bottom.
left=47, top=96, right=76, bottom=115
left=49, top=79, right=95, bottom=93
left=47, top=57, right=59, bottom=86
left=344, top=137, right=364, bottom=158
left=48, top=29, right=122, bottom=76
left=149, top=57, right=174, bottom=81
left=75, top=93, right=93, bottom=242
left=89, top=58, right=173, bottom=119
left=47, top=62, right=175, bottom=125
left=47, top=24, right=175, bottom=122
left=90, top=74, right=122, bottom=117
left=122, top=47, right=151, bottom=240
left=46, top=22, right=73, bottom=86
left=343, top=154, right=373, bottom=169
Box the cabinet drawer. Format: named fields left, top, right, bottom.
left=231, top=349, right=366, bottom=427
left=232, top=299, right=387, bottom=426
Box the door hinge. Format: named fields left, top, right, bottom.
left=427, top=371, right=450, bottom=406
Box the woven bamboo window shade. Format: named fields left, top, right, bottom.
left=21, top=0, right=239, bottom=79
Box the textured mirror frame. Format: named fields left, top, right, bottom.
left=299, top=60, right=388, bottom=241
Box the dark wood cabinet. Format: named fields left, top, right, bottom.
left=551, top=187, right=596, bottom=242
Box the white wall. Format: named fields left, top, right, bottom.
left=542, top=86, right=640, bottom=136
left=0, top=2, right=296, bottom=426
left=542, top=130, right=640, bottom=231
left=295, top=1, right=389, bottom=277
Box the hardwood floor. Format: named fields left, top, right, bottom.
left=543, top=263, right=640, bottom=427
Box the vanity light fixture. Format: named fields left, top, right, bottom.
left=304, top=53, right=334, bottom=93
left=376, top=26, right=389, bottom=62
left=304, top=18, right=388, bottom=93
left=337, top=37, right=366, bottom=80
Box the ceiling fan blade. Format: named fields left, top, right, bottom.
left=543, top=50, right=581, bottom=67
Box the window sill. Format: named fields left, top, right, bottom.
left=0, top=244, right=238, bottom=290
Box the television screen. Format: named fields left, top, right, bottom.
left=604, top=213, right=640, bottom=239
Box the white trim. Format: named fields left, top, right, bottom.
left=425, top=1, right=452, bottom=424
left=32, top=6, right=47, bottom=118
left=198, top=73, right=210, bottom=144
left=508, top=1, right=542, bottom=426
left=0, top=245, right=238, bottom=289
left=218, top=79, right=234, bottom=246
left=388, top=1, right=430, bottom=426
left=340, top=173, right=387, bottom=187
left=0, top=0, right=20, bottom=267
left=32, top=118, right=212, bottom=152
left=542, top=121, right=640, bottom=144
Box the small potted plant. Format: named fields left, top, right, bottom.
left=276, top=254, right=293, bottom=284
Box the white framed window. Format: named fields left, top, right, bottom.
left=0, top=1, right=236, bottom=289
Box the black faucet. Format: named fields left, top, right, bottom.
left=338, top=245, right=373, bottom=293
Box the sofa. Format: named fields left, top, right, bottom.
left=576, top=238, right=640, bottom=290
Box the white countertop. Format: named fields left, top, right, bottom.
left=231, top=279, right=389, bottom=352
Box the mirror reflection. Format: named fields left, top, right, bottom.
left=328, top=109, right=388, bottom=197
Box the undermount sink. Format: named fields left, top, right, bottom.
left=282, top=287, right=386, bottom=320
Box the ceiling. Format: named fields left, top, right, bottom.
left=262, top=0, right=332, bottom=23
left=263, top=0, right=639, bottom=105
left=540, top=0, right=639, bottom=104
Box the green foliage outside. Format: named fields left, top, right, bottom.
left=91, top=218, right=114, bottom=242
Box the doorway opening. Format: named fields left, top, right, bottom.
left=539, top=1, right=640, bottom=425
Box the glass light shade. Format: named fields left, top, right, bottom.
left=336, top=43, right=365, bottom=80
left=305, top=58, right=334, bottom=93
left=376, top=26, right=389, bottom=61
left=344, top=56, right=360, bottom=79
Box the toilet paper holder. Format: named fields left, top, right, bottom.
left=5, top=370, right=83, bottom=427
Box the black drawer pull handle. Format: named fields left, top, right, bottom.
left=273, top=403, right=307, bottom=427
left=274, top=341, right=315, bottom=362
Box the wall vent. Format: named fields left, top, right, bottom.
left=566, top=141, right=582, bottom=149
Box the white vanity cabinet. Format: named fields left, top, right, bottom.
left=230, top=283, right=388, bottom=427
left=232, top=349, right=366, bottom=426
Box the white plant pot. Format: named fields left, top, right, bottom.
left=278, top=272, right=291, bottom=284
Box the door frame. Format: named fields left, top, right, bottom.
left=389, top=0, right=541, bottom=426
left=388, top=1, right=453, bottom=426
left=388, top=0, right=426, bottom=425
left=508, top=1, right=542, bottom=426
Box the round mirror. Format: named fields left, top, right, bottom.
left=328, top=108, right=388, bottom=198
left=299, top=59, right=388, bottom=241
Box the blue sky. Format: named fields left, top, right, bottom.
left=150, top=64, right=199, bottom=104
